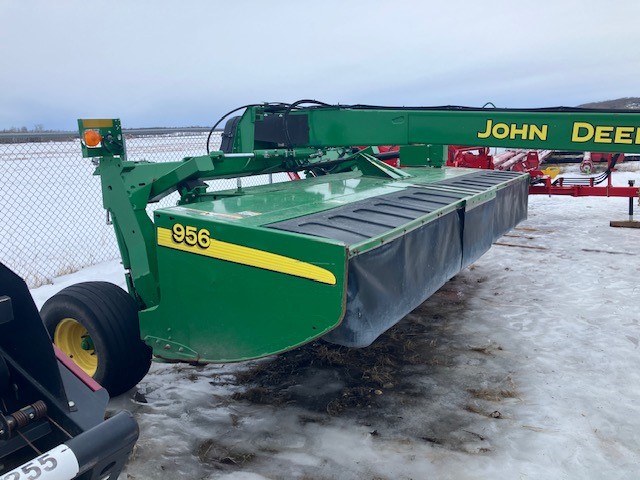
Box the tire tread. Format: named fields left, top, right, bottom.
left=41, top=282, right=151, bottom=397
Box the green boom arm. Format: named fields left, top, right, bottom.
left=78, top=104, right=640, bottom=308
left=227, top=104, right=640, bottom=154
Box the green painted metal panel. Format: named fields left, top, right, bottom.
left=136, top=166, right=528, bottom=361
left=301, top=108, right=640, bottom=154
left=141, top=208, right=348, bottom=362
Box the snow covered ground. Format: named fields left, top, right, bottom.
left=0, top=133, right=288, bottom=287
left=29, top=164, right=640, bottom=480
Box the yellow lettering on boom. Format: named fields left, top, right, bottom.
left=492, top=123, right=509, bottom=139
left=572, top=122, right=640, bottom=145
left=477, top=119, right=492, bottom=138
left=529, top=124, right=548, bottom=141
left=594, top=126, right=614, bottom=143
left=477, top=119, right=548, bottom=141
left=478, top=119, right=640, bottom=146
left=571, top=122, right=594, bottom=142
left=509, top=124, right=528, bottom=140
left=615, top=127, right=634, bottom=144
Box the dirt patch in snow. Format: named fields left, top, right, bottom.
left=232, top=299, right=454, bottom=416
left=227, top=270, right=519, bottom=456
left=110, top=266, right=526, bottom=478
left=196, top=439, right=256, bottom=469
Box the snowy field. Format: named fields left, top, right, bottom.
left=0, top=134, right=287, bottom=287
left=28, top=164, right=640, bottom=480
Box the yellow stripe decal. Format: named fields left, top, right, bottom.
left=82, top=119, right=114, bottom=128
left=157, top=227, right=336, bottom=285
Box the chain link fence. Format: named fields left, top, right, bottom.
left=0, top=129, right=289, bottom=287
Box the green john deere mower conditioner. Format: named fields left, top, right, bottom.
left=41, top=101, right=640, bottom=395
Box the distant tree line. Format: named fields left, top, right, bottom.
left=1, top=124, right=48, bottom=133
left=0, top=125, right=77, bottom=144
left=0, top=125, right=212, bottom=145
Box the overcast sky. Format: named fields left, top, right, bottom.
left=1, top=0, right=639, bottom=130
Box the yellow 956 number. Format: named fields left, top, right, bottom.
left=172, top=223, right=211, bottom=249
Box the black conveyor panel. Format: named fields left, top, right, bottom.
left=269, top=187, right=469, bottom=245
left=268, top=170, right=529, bottom=348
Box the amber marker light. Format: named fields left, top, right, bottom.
left=83, top=129, right=103, bottom=147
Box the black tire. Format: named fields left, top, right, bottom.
left=41, top=282, right=152, bottom=397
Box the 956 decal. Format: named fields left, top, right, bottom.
left=156, top=224, right=337, bottom=285
left=171, top=223, right=210, bottom=249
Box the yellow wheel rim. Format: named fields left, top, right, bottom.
left=54, top=318, right=98, bottom=377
